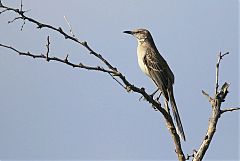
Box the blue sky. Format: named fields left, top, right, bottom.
left=0, top=0, right=239, bottom=160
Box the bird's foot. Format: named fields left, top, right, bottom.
left=138, top=93, right=155, bottom=101
left=139, top=89, right=159, bottom=101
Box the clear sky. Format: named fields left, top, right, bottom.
left=0, top=0, right=239, bottom=161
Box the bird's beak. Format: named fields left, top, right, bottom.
left=123, top=30, right=133, bottom=35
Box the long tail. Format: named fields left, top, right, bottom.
left=168, top=86, right=186, bottom=141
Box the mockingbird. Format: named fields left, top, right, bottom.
left=123, top=28, right=186, bottom=141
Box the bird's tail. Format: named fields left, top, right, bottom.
left=168, top=86, right=186, bottom=141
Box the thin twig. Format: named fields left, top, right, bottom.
left=221, top=107, right=240, bottom=114
left=20, top=20, right=25, bottom=31
left=20, top=0, right=23, bottom=12
left=221, top=52, right=230, bottom=57
left=215, top=52, right=229, bottom=95
left=0, top=8, right=8, bottom=14
left=108, top=73, right=127, bottom=90
left=8, top=17, right=22, bottom=24
left=64, top=16, right=76, bottom=38
left=64, top=54, right=69, bottom=62
left=46, top=36, right=50, bottom=61
left=201, top=90, right=213, bottom=103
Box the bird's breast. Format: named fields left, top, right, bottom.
left=137, top=45, right=150, bottom=76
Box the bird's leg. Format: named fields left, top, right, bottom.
left=150, top=91, right=164, bottom=111
left=150, top=88, right=159, bottom=98
left=139, top=88, right=159, bottom=101
left=156, top=91, right=162, bottom=101
left=150, top=89, right=161, bottom=111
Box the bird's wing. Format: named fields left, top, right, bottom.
left=143, top=48, right=174, bottom=101
left=144, top=48, right=185, bottom=140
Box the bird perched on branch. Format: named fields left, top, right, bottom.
left=123, top=28, right=186, bottom=141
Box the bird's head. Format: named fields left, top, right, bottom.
left=123, top=28, right=152, bottom=42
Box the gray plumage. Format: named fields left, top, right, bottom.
left=124, top=29, right=186, bottom=141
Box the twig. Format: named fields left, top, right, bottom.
left=221, top=107, right=240, bottom=114
left=64, top=54, right=69, bottom=62
left=201, top=90, right=213, bottom=103
left=107, top=73, right=127, bottom=90
left=46, top=36, right=50, bottom=61
left=20, top=20, right=26, bottom=31
left=215, top=52, right=229, bottom=95
left=64, top=16, right=76, bottom=38
left=8, top=17, right=21, bottom=24
left=0, top=8, right=8, bottom=14
left=20, top=0, right=23, bottom=12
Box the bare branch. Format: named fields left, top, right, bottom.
left=215, top=52, right=229, bottom=95
left=0, top=43, right=115, bottom=74
left=193, top=52, right=233, bottom=161
left=221, top=107, right=240, bottom=114
left=194, top=93, right=221, bottom=161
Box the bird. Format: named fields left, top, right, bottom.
left=123, top=28, right=186, bottom=141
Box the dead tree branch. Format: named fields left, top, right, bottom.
left=193, top=52, right=239, bottom=161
